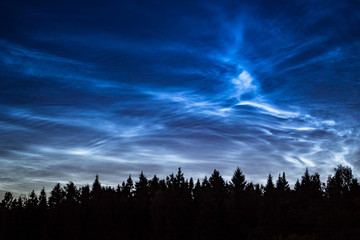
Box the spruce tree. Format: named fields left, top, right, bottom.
left=175, top=167, right=185, bottom=189
left=136, top=171, right=149, bottom=197
left=49, top=183, right=65, bottom=208
left=124, top=175, right=134, bottom=198
left=64, top=181, right=79, bottom=203
left=209, top=169, right=225, bottom=189
left=39, top=187, right=47, bottom=209
left=265, top=173, right=275, bottom=195
left=27, top=190, right=39, bottom=209
left=92, top=174, right=101, bottom=193
left=230, top=167, right=246, bottom=192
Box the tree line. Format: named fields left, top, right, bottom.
left=1, top=165, right=360, bottom=240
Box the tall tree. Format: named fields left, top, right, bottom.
left=123, top=175, right=134, bottom=198
left=276, top=172, right=290, bottom=192
left=326, top=165, right=354, bottom=197
left=189, top=177, right=194, bottom=195
left=149, top=175, right=159, bottom=197
left=301, top=168, right=311, bottom=188
left=230, top=167, right=246, bottom=192
left=310, top=172, right=322, bottom=193
left=1, top=192, right=13, bottom=209
left=298, top=168, right=323, bottom=197
left=209, top=169, right=225, bottom=190
left=92, top=174, right=101, bottom=193
left=16, top=195, right=27, bottom=210
left=135, top=171, right=149, bottom=197
left=265, top=173, right=275, bottom=195
left=175, top=167, right=185, bottom=189
left=27, top=190, right=39, bottom=209
left=39, top=187, right=47, bottom=209
left=49, top=183, right=65, bottom=208
left=80, top=184, right=90, bottom=204
left=202, top=176, right=209, bottom=188
left=64, top=181, right=79, bottom=203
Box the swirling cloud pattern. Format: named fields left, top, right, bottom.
left=1, top=0, right=359, bottom=196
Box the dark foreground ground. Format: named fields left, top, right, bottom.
left=1, top=165, right=360, bottom=240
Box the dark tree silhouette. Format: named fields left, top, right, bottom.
left=326, top=165, right=354, bottom=197
left=79, top=184, right=90, bottom=204
left=296, top=168, right=323, bottom=199
left=175, top=167, right=185, bottom=189
left=230, top=167, right=246, bottom=192
left=123, top=175, right=134, bottom=198
left=48, top=183, right=65, bottom=208
left=209, top=169, right=225, bottom=190
left=149, top=174, right=159, bottom=198
left=16, top=195, right=26, bottom=210
left=39, top=187, right=47, bottom=209
left=294, top=178, right=301, bottom=191
left=92, top=174, right=101, bottom=197
left=64, top=181, right=79, bottom=204
left=1, top=165, right=360, bottom=240
left=27, top=190, right=39, bottom=209
left=276, top=172, right=290, bottom=192
left=1, top=192, right=13, bottom=209
left=201, top=175, right=209, bottom=188
left=265, top=173, right=275, bottom=195
left=135, top=171, right=149, bottom=196
left=301, top=168, right=311, bottom=187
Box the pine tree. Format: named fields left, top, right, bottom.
left=27, top=190, right=39, bottom=209
left=209, top=169, right=225, bottom=189
left=135, top=171, right=149, bottom=197
left=195, top=179, right=201, bottom=189
left=189, top=177, right=194, bottom=199
left=39, top=187, right=47, bottom=209
left=299, top=168, right=323, bottom=197
left=310, top=172, right=322, bottom=193
left=64, top=181, right=79, bottom=203
left=123, top=175, right=134, bottom=198
left=301, top=168, right=311, bottom=188
left=175, top=167, right=185, bottom=189
left=230, top=167, right=247, bottom=192
left=265, top=173, right=275, bottom=195
left=276, top=172, right=290, bottom=192
left=80, top=184, right=90, bottom=204
left=49, top=183, right=65, bottom=208
left=92, top=174, right=101, bottom=193
left=149, top=175, right=159, bottom=197
left=202, top=176, right=209, bottom=188
left=17, top=195, right=26, bottom=210
left=166, top=173, right=176, bottom=189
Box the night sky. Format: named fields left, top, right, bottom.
left=1, top=0, right=360, bottom=197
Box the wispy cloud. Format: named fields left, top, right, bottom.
left=0, top=1, right=359, bottom=197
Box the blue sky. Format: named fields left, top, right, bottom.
left=1, top=0, right=360, bottom=196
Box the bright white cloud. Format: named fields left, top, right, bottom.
left=236, top=101, right=300, bottom=118
left=231, top=70, right=258, bottom=99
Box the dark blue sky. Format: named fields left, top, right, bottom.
left=1, top=0, right=360, bottom=196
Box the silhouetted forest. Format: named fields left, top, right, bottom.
left=1, top=165, right=360, bottom=240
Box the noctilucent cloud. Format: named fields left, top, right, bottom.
left=1, top=0, right=360, bottom=196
